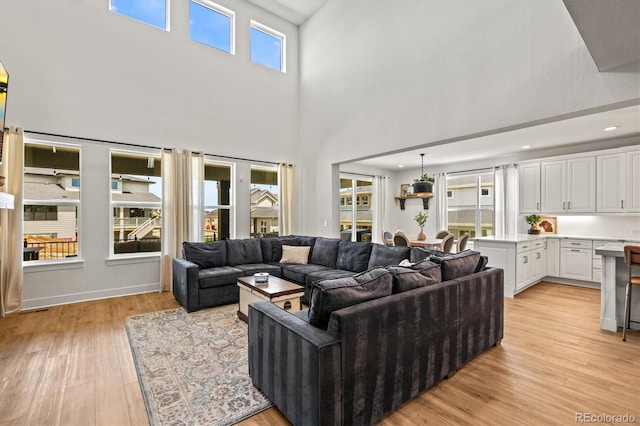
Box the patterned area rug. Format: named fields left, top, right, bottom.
left=125, top=304, right=272, bottom=426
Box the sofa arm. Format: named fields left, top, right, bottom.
left=172, top=258, right=200, bottom=312
left=248, top=302, right=342, bottom=426
left=456, top=267, right=504, bottom=365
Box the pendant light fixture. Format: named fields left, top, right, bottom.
left=411, top=153, right=433, bottom=194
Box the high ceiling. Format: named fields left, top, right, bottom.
left=249, top=0, right=640, bottom=171
left=244, top=0, right=328, bottom=25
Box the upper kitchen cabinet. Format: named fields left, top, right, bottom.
left=519, top=162, right=541, bottom=213
left=541, top=157, right=595, bottom=213
left=597, top=151, right=640, bottom=212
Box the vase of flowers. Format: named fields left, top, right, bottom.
left=414, top=211, right=429, bottom=240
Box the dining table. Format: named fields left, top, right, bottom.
left=408, top=238, right=443, bottom=249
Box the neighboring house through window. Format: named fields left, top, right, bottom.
left=23, top=142, right=81, bottom=261
left=250, top=165, right=279, bottom=237
left=111, top=151, right=162, bottom=255
left=446, top=171, right=494, bottom=239
left=339, top=175, right=374, bottom=242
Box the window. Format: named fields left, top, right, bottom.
left=23, top=142, right=81, bottom=261
left=204, top=161, right=233, bottom=241
left=24, top=205, right=58, bottom=221
left=250, top=165, right=279, bottom=237
left=111, top=152, right=162, bottom=255
left=250, top=20, right=285, bottom=72
left=447, top=190, right=453, bottom=198
left=189, top=0, right=235, bottom=54
left=110, top=0, right=168, bottom=30
left=446, top=171, right=494, bottom=239
left=339, top=175, right=373, bottom=242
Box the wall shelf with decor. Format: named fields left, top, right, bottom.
left=395, top=193, right=433, bottom=210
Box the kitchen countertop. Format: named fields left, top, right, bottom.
left=474, top=234, right=640, bottom=245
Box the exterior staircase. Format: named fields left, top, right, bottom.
left=128, top=217, right=158, bottom=241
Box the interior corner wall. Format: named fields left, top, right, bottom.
left=298, top=0, right=640, bottom=238
left=0, top=0, right=301, bottom=308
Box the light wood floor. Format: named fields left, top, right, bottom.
left=1, top=282, right=638, bottom=426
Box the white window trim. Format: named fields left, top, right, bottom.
left=109, top=0, right=170, bottom=32
left=190, top=0, right=236, bottom=54
left=250, top=19, right=286, bottom=73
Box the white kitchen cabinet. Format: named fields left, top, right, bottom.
left=628, top=150, right=640, bottom=212
left=475, top=237, right=546, bottom=298
left=546, top=238, right=560, bottom=277
left=541, top=157, right=595, bottom=213
left=597, top=153, right=626, bottom=212
left=560, top=239, right=592, bottom=281
left=519, top=162, right=541, bottom=213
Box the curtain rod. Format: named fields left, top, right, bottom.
left=24, top=130, right=279, bottom=166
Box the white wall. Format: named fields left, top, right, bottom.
left=299, top=0, right=640, bottom=237
left=0, top=0, right=301, bottom=308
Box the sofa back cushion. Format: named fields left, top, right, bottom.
left=387, top=260, right=442, bottom=293
left=430, top=250, right=481, bottom=281
left=309, top=237, right=341, bottom=268
left=182, top=241, right=227, bottom=269
left=226, top=238, right=263, bottom=266
left=410, top=247, right=446, bottom=263
left=368, top=244, right=412, bottom=268
left=336, top=241, right=373, bottom=272
left=308, top=267, right=393, bottom=329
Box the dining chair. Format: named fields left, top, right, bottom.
left=441, top=234, right=454, bottom=253
left=435, top=230, right=450, bottom=239
left=456, top=233, right=470, bottom=253
left=393, top=232, right=410, bottom=247
left=382, top=231, right=394, bottom=246
left=622, top=245, right=640, bottom=341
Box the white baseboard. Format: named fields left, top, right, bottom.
left=21, top=282, right=161, bottom=310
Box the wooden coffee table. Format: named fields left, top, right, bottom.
left=237, top=275, right=304, bottom=322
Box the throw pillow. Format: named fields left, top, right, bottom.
left=280, top=245, right=311, bottom=264
left=308, top=267, right=393, bottom=329
left=430, top=250, right=481, bottom=281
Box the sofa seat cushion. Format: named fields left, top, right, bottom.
left=387, top=260, right=442, bottom=293
left=227, top=238, right=263, bottom=266
left=234, top=263, right=282, bottom=277
left=430, top=250, right=482, bottom=281
left=183, top=241, right=227, bottom=268
left=280, top=263, right=334, bottom=284
left=308, top=267, right=393, bottom=329
left=336, top=241, right=373, bottom=272
left=368, top=245, right=412, bottom=268
left=198, top=266, right=244, bottom=289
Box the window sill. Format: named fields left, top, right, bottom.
left=23, top=258, right=85, bottom=272
left=106, top=253, right=161, bottom=266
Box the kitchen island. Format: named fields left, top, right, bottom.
left=595, top=242, right=639, bottom=332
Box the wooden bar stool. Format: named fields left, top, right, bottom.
left=622, top=245, right=640, bottom=341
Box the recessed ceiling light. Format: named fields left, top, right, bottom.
left=398, top=165, right=404, bottom=168
left=603, top=126, right=618, bottom=131
left=521, top=145, right=531, bottom=149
